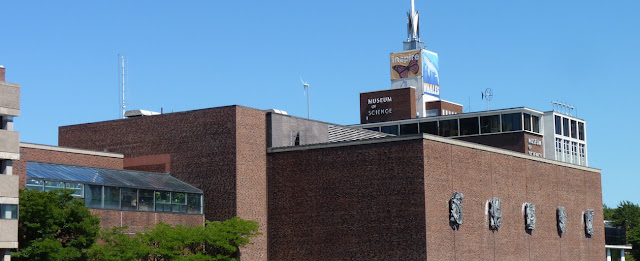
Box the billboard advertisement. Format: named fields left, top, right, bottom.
left=422, top=50, right=440, bottom=98
left=390, top=50, right=422, bottom=80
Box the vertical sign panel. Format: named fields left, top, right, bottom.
left=422, top=50, right=440, bottom=98
left=390, top=50, right=422, bottom=80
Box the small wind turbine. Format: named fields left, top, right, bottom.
left=300, top=77, right=310, bottom=119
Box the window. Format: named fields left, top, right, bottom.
left=0, top=160, right=5, bottom=175
left=564, top=140, right=571, bottom=163
left=501, top=113, right=522, bottom=132
left=0, top=116, right=5, bottom=130
left=138, top=190, right=155, bottom=211
left=0, top=204, right=18, bottom=219
left=555, top=116, right=562, bottom=135
left=523, top=114, right=531, bottom=131
left=155, top=191, right=172, bottom=212
left=439, top=119, right=458, bottom=137
left=570, top=120, right=577, bottom=139
left=121, top=188, right=138, bottom=211
left=187, top=194, right=202, bottom=214
left=85, top=185, right=103, bottom=208
left=459, top=117, right=479, bottom=136
left=400, top=123, right=419, bottom=135
left=563, top=117, right=570, bottom=137
left=103, top=187, right=120, bottom=210
left=480, top=115, right=500, bottom=134
left=579, top=144, right=586, bottom=166
left=66, top=182, right=84, bottom=198
left=419, top=121, right=438, bottom=135
left=26, top=178, right=44, bottom=191
left=171, top=192, right=187, bottom=213
left=578, top=122, right=585, bottom=140
left=380, top=125, right=399, bottom=135
left=532, top=115, right=540, bottom=133
left=363, top=126, right=379, bottom=132
left=44, top=181, right=65, bottom=192
left=555, top=138, right=563, bottom=161
left=571, top=142, right=578, bottom=164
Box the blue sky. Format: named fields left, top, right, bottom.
left=2, top=0, right=638, bottom=207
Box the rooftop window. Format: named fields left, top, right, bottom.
left=480, top=115, right=500, bottom=134
left=501, top=113, right=522, bottom=132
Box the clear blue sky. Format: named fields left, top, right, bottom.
left=2, top=0, right=638, bottom=207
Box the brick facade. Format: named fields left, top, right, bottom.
left=360, top=88, right=416, bottom=124
left=90, top=209, right=204, bottom=233
left=58, top=106, right=268, bottom=261
left=267, top=136, right=604, bottom=260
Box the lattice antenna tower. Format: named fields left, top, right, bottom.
left=118, top=54, right=128, bottom=119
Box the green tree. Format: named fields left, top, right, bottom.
left=13, top=189, right=101, bottom=261
left=604, top=204, right=616, bottom=220
left=87, top=217, right=260, bottom=261
left=612, top=201, right=640, bottom=232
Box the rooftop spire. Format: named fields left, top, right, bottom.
left=407, top=0, right=420, bottom=41
left=403, top=0, right=425, bottom=50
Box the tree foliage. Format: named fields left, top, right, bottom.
left=13, top=189, right=101, bottom=261
left=607, top=201, right=640, bottom=260
left=87, top=217, right=260, bottom=261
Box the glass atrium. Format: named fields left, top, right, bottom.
left=26, top=162, right=203, bottom=214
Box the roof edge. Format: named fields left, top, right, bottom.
left=267, top=134, right=601, bottom=173
left=20, top=142, right=124, bottom=158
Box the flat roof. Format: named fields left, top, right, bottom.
left=20, top=142, right=124, bottom=159
left=27, top=161, right=202, bottom=193
left=267, top=133, right=600, bottom=173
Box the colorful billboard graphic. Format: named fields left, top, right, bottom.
left=390, top=50, right=422, bottom=80
left=422, top=50, right=440, bottom=98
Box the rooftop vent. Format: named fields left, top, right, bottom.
left=124, top=110, right=160, bottom=118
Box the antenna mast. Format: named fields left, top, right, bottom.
left=121, top=55, right=125, bottom=119
left=300, top=77, right=310, bottom=119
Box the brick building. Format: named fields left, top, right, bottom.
left=55, top=106, right=604, bottom=260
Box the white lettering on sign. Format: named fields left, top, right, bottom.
left=528, top=138, right=542, bottom=146
left=529, top=151, right=542, bottom=157
left=391, top=53, right=420, bottom=63
left=368, top=97, right=393, bottom=105
left=368, top=108, right=393, bottom=116
left=424, top=84, right=440, bottom=96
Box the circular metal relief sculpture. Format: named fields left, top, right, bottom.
left=557, top=207, right=567, bottom=236
left=449, top=192, right=464, bottom=229
left=584, top=209, right=595, bottom=236
left=525, top=203, right=536, bottom=231
left=489, top=197, right=502, bottom=230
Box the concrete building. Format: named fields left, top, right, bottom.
left=0, top=66, right=20, bottom=261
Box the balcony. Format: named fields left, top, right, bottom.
left=0, top=82, right=20, bottom=116
left=0, top=130, right=19, bottom=154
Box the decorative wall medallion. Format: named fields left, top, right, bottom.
left=584, top=209, right=595, bottom=236
left=557, top=207, right=567, bottom=235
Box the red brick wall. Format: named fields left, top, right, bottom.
left=59, top=105, right=268, bottom=261
left=90, top=209, right=204, bottom=233
left=422, top=138, right=604, bottom=260
left=267, top=139, right=427, bottom=260
left=360, top=88, right=416, bottom=124
left=267, top=137, right=603, bottom=260
left=456, top=132, right=528, bottom=154
left=15, top=146, right=123, bottom=188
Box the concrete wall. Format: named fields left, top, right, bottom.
left=0, top=176, right=18, bottom=198
left=0, top=131, right=19, bottom=154
left=0, top=82, right=20, bottom=117
left=0, top=220, right=18, bottom=246
left=266, top=113, right=328, bottom=148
